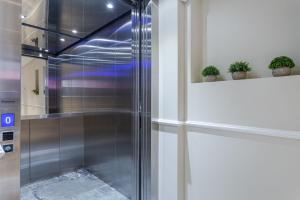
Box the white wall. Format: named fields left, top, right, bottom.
left=191, top=0, right=300, bottom=81
left=154, top=0, right=300, bottom=200
left=158, top=0, right=179, bottom=120
left=188, top=76, right=300, bottom=131
left=186, top=131, right=300, bottom=200
left=158, top=127, right=181, bottom=200
left=153, top=0, right=187, bottom=199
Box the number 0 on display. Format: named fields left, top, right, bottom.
left=1, top=113, right=15, bottom=127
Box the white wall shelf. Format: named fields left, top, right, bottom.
left=191, top=74, right=300, bottom=85
left=187, top=0, right=300, bottom=83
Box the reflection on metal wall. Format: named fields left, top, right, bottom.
left=48, top=13, right=133, bottom=114
left=48, top=13, right=137, bottom=198
left=21, top=0, right=132, bottom=55
left=21, top=120, right=30, bottom=186
left=21, top=116, right=84, bottom=185
left=30, top=118, right=60, bottom=182
left=60, top=117, right=84, bottom=173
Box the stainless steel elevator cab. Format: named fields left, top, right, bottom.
left=0, top=0, right=152, bottom=199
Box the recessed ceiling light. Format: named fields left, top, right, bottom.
left=60, top=38, right=66, bottom=42
left=72, top=29, right=78, bottom=34
left=107, top=3, right=114, bottom=9
left=21, top=15, right=26, bottom=19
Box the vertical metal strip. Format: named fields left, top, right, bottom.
left=132, top=6, right=141, bottom=200
left=140, top=1, right=152, bottom=200
left=132, top=1, right=152, bottom=199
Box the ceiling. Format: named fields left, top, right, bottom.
left=22, top=0, right=133, bottom=57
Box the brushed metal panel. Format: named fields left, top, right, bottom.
left=114, top=112, right=134, bottom=196
left=30, top=118, right=60, bottom=182
left=60, top=116, right=84, bottom=173
left=59, top=61, right=84, bottom=113
left=47, top=10, right=140, bottom=199
left=0, top=1, right=21, bottom=92
left=84, top=114, right=116, bottom=184
left=0, top=147, right=20, bottom=200
left=0, top=98, right=21, bottom=200
left=0, top=0, right=21, bottom=199
left=48, top=61, right=60, bottom=113
left=82, top=14, right=135, bottom=199
left=21, top=120, right=30, bottom=186
left=0, top=0, right=21, bottom=31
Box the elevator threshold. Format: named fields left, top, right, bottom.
left=21, top=170, right=129, bottom=200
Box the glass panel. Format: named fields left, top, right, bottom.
left=22, top=25, right=79, bottom=55
left=21, top=56, right=47, bottom=116
left=22, top=0, right=131, bottom=39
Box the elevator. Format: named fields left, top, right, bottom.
left=0, top=0, right=152, bottom=199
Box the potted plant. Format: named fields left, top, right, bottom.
left=202, top=66, right=220, bottom=82
left=269, top=56, right=295, bottom=77
left=229, top=61, right=251, bottom=80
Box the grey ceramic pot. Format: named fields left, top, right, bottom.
left=204, top=75, right=218, bottom=82
left=232, top=72, right=247, bottom=80
left=272, top=67, right=291, bottom=77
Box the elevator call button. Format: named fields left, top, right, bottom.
left=2, top=131, right=13, bottom=141
left=2, top=144, right=13, bottom=153
left=1, top=113, right=15, bottom=127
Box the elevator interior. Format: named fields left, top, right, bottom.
left=18, top=0, right=151, bottom=199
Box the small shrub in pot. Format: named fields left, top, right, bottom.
left=202, top=66, right=220, bottom=82
left=269, top=56, right=295, bottom=77
left=229, top=61, right=251, bottom=80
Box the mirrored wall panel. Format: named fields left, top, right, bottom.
left=21, top=56, right=47, bottom=116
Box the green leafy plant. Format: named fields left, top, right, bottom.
left=229, top=61, right=251, bottom=73
left=269, top=56, right=295, bottom=69
left=202, top=66, right=220, bottom=77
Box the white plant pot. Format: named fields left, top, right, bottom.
left=272, top=67, right=291, bottom=77
left=232, top=72, right=247, bottom=80
left=204, top=75, right=218, bottom=82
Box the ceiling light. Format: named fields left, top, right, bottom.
left=72, top=29, right=78, bottom=34
left=21, top=15, right=26, bottom=19
left=60, top=38, right=66, bottom=42
left=107, top=3, right=114, bottom=9
left=45, top=49, right=49, bottom=52
left=39, top=53, right=43, bottom=57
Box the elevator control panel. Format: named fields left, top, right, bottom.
left=0, top=93, right=18, bottom=156
left=0, top=114, right=15, bottom=153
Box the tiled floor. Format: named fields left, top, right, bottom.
left=21, top=170, right=129, bottom=200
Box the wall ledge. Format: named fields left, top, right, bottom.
left=152, top=118, right=184, bottom=127
left=152, top=118, right=300, bottom=140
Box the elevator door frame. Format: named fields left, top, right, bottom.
left=17, top=1, right=152, bottom=200
left=132, top=1, right=152, bottom=200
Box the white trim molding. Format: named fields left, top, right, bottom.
left=152, top=118, right=184, bottom=128
left=152, top=118, right=300, bottom=140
